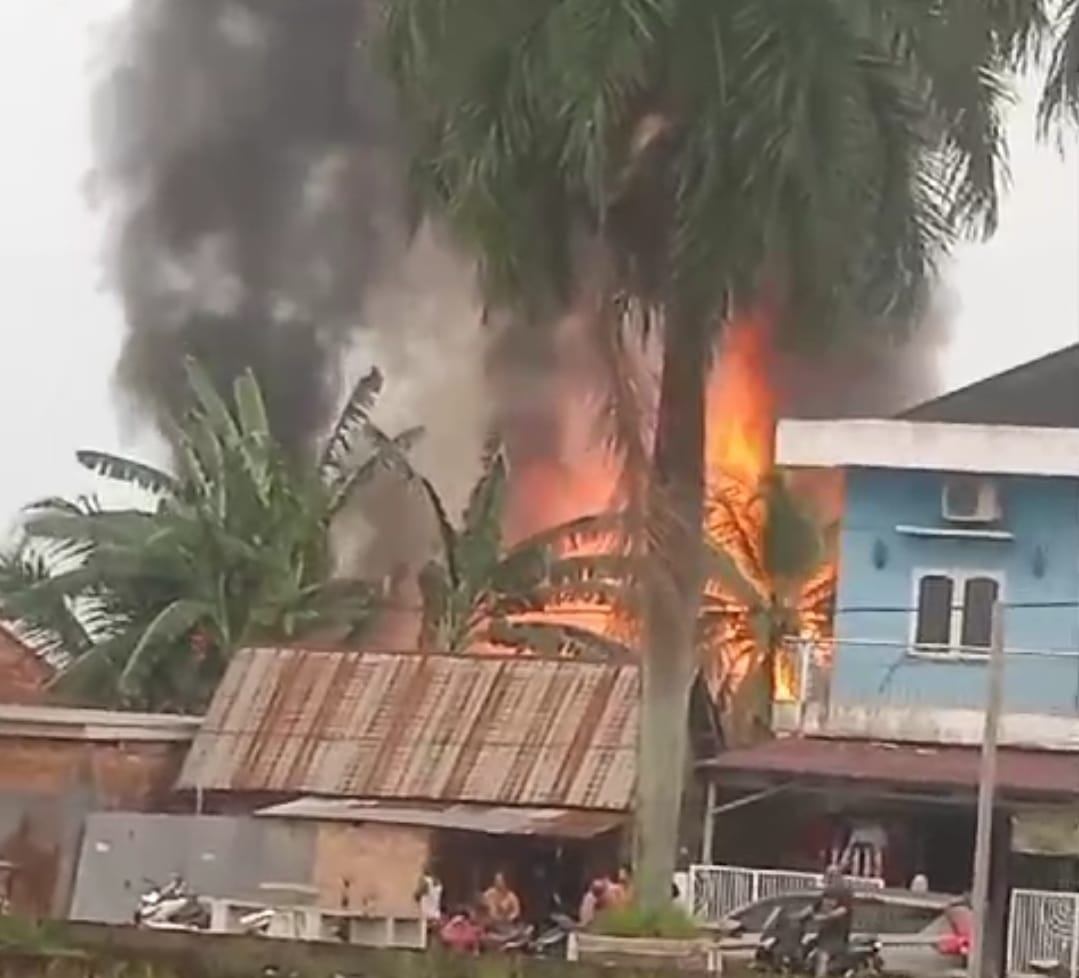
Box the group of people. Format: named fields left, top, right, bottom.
left=419, top=863, right=643, bottom=953
left=578, top=866, right=633, bottom=925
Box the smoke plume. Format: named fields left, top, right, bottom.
left=92, top=0, right=405, bottom=449
left=777, top=286, right=956, bottom=419
left=92, top=0, right=954, bottom=530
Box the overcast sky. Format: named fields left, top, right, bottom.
left=0, top=2, right=1077, bottom=533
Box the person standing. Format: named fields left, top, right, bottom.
left=414, top=865, right=444, bottom=923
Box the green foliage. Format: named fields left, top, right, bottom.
left=594, top=902, right=700, bottom=940
left=416, top=438, right=630, bottom=657
left=1038, top=0, right=1079, bottom=135
left=0, top=915, right=76, bottom=954
left=0, top=360, right=417, bottom=713
left=383, top=0, right=1041, bottom=347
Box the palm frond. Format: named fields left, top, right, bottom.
left=485, top=618, right=633, bottom=660
left=1038, top=0, right=1079, bottom=134
left=75, top=451, right=178, bottom=496
left=0, top=546, right=92, bottom=660
left=318, top=367, right=384, bottom=484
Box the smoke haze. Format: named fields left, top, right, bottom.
left=92, top=0, right=951, bottom=539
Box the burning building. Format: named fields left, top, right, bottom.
left=89, top=0, right=954, bottom=721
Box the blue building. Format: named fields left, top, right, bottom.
left=698, top=345, right=1079, bottom=950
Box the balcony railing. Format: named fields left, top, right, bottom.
left=772, top=637, right=1079, bottom=750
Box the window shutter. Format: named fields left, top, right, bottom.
left=961, top=577, right=999, bottom=650
left=915, top=575, right=953, bottom=647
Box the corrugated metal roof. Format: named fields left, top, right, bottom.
left=255, top=797, right=626, bottom=839
left=179, top=648, right=638, bottom=811
left=703, top=736, right=1079, bottom=801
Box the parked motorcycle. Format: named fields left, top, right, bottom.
left=527, top=911, right=576, bottom=958
left=482, top=921, right=534, bottom=953
left=238, top=906, right=276, bottom=936
left=1030, top=959, right=1069, bottom=978
left=134, top=875, right=211, bottom=931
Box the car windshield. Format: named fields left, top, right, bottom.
left=729, top=890, right=953, bottom=937
left=732, top=894, right=815, bottom=933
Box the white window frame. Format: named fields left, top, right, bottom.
left=908, top=568, right=1005, bottom=660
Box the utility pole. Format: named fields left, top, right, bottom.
left=968, top=600, right=1006, bottom=978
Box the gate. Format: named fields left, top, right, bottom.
left=687, top=864, right=883, bottom=926
left=1008, top=888, right=1079, bottom=978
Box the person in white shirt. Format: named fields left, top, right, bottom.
left=414, top=866, right=444, bottom=922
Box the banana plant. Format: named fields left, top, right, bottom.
left=0, top=359, right=420, bottom=712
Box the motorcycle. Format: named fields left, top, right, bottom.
left=482, top=921, right=534, bottom=953
left=527, top=910, right=576, bottom=958
left=1030, top=960, right=1069, bottom=978
left=238, top=906, right=276, bottom=936
left=755, top=905, right=812, bottom=973
left=753, top=906, right=883, bottom=977
left=134, top=875, right=211, bottom=931
left=801, top=928, right=884, bottom=977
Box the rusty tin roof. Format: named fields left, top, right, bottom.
left=255, top=797, right=626, bottom=839
left=179, top=647, right=639, bottom=811
left=703, top=736, right=1079, bottom=802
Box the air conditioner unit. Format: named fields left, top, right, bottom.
left=942, top=476, right=1001, bottom=524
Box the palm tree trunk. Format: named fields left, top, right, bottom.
left=634, top=312, right=709, bottom=909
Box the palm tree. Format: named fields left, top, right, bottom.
left=415, top=439, right=631, bottom=658
left=383, top=0, right=1034, bottom=904
left=1039, top=0, right=1079, bottom=132
left=0, top=360, right=420, bottom=712
left=700, top=474, right=836, bottom=747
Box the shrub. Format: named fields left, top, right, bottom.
left=593, top=902, right=700, bottom=940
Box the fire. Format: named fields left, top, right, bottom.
left=706, top=308, right=775, bottom=489
left=500, top=303, right=838, bottom=726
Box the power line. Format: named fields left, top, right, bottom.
left=834, top=600, right=1079, bottom=612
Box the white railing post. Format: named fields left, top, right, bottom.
left=798, top=637, right=811, bottom=729
left=1069, top=893, right=1079, bottom=978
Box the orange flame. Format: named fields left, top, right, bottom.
left=501, top=303, right=837, bottom=712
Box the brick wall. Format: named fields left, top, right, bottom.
left=0, top=735, right=191, bottom=916
left=0, top=738, right=188, bottom=809
left=312, top=823, right=431, bottom=915
left=0, top=626, right=51, bottom=704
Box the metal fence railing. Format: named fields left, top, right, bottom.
left=687, top=864, right=884, bottom=927
left=1008, top=888, right=1079, bottom=978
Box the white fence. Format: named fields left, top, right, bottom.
left=1008, top=888, right=1079, bottom=978
left=688, top=864, right=884, bottom=926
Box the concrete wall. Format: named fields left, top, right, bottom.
left=70, top=813, right=315, bottom=924
left=833, top=468, right=1079, bottom=715
left=70, top=813, right=432, bottom=924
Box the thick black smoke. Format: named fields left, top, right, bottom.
left=93, top=0, right=402, bottom=449
left=93, top=0, right=950, bottom=472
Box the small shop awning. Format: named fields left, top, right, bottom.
left=701, top=736, right=1079, bottom=804
left=1012, top=811, right=1079, bottom=856
left=254, top=797, right=626, bottom=840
